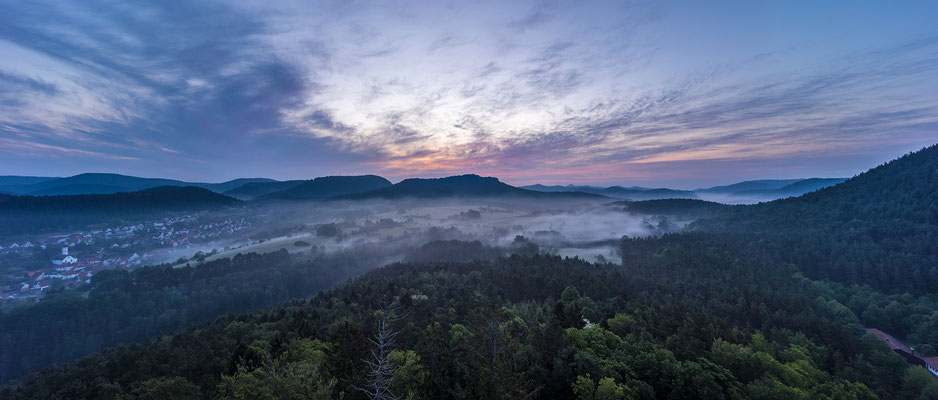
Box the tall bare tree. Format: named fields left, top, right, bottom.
left=355, top=305, right=408, bottom=400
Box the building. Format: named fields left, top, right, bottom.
left=866, top=328, right=938, bottom=377
left=924, top=358, right=938, bottom=377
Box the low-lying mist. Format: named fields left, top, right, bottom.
left=174, top=196, right=668, bottom=269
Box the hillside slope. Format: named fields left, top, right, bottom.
left=695, top=144, right=938, bottom=293
left=522, top=184, right=696, bottom=200
left=345, top=175, right=603, bottom=200
left=224, top=180, right=305, bottom=200
left=260, top=175, right=393, bottom=200
left=0, top=173, right=275, bottom=196
left=0, top=250, right=903, bottom=399
left=696, top=179, right=802, bottom=193
left=0, top=186, right=238, bottom=236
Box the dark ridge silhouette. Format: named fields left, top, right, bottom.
left=522, top=184, right=696, bottom=200
left=223, top=180, right=305, bottom=199
left=695, top=179, right=802, bottom=193
left=0, top=176, right=59, bottom=190
left=198, top=178, right=278, bottom=193
left=0, top=173, right=276, bottom=196
left=260, top=175, right=393, bottom=200
left=341, top=174, right=604, bottom=200
left=26, top=184, right=130, bottom=196
left=0, top=186, right=238, bottom=236
left=730, top=178, right=847, bottom=199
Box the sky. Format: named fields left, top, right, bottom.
left=0, top=0, right=936, bottom=188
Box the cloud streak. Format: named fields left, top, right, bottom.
left=0, top=1, right=935, bottom=185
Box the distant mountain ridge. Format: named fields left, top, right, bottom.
left=0, top=173, right=276, bottom=196
left=259, top=175, right=393, bottom=200
left=695, top=179, right=803, bottom=193
left=0, top=176, right=60, bottom=189
left=0, top=173, right=847, bottom=203
left=223, top=180, right=306, bottom=200
left=721, top=178, right=847, bottom=200
left=522, top=184, right=696, bottom=200
left=343, top=174, right=604, bottom=200
left=0, top=186, right=238, bottom=236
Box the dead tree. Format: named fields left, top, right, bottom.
left=354, top=305, right=408, bottom=400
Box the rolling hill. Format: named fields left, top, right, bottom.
left=692, top=144, right=938, bottom=294
left=259, top=175, right=393, bottom=200
left=0, top=176, right=59, bottom=192
left=694, top=177, right=846, bottom=203
left=0, top=173, right=276, bottom=196
left=0, top=186, right=238, bottom=236
left=223, top=180, right=305, bottom=200
left=342, top=174, right=605, bottom=200
left=198, top=178, right=278, bottom=193
left=729, top=178, right=847, bottom=200
left=695, top=179, right=802, bottom=193
left=521, top=184, right=696, bottom=200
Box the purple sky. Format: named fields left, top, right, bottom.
left=1, top=1, right=937, bottom=188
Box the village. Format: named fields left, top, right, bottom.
left=0, top=214, right=252, bottom=301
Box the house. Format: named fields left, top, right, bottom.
left=59, top=255, right=78, bottom=264
left=866, top=328, right=938, bottom=376
left=924, top=358, right=938, bottom=377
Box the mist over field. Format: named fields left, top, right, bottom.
left=199, top=197, right=659, bottom=268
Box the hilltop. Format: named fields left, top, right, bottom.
left=343, top=174, right=603, bottom=200
left=521, top=184, right=696, bottom=200
left=259, top=175, right=393, bottom=200
left=693, top=144, right=938, bottom=293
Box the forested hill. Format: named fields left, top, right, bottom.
left=691, top=144, right=938, bottom=294
left=0, top=186, right=238, bottom=236
left=0, top=249, right=908, bottom=399
left=705, top=144, right=937, bottom=231
left=259, top=175, right=392, bottom=200
left=341, top=174, right=603, bottom=200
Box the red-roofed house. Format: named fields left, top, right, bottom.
left=866, top=328, right=913, bottom=353
left=867, top=328, right=938, bottom=377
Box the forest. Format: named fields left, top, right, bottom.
left=1, top=145, right=937, bottom=399
left=0, top=186, right=238, bottom=236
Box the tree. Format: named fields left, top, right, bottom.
left=355, top=306, right=408, bottom=400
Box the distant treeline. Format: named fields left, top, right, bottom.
left=0, top=187, right=237, bottom=236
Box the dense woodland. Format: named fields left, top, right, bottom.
left=1, top=145, right=938, bottom=399
left=0, top=186, right=237, bottom=236
left=693, top=144, right=938, bottom=295
left=0, top=246, right=392, bottom=385
left=0, top=247, right=920, bottom=399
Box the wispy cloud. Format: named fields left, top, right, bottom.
left=0, top=1, right=935, bottom=184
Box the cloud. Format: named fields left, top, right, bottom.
left=0, top=1, right=935, bottom=185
